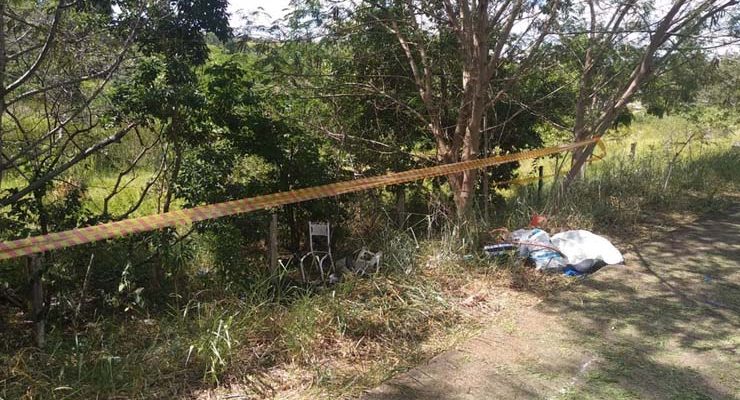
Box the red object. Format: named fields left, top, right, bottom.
left=529, top=214, right=547, bottom=227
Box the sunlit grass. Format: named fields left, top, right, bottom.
left=1, top=169, right=180, bottom=220
left=2, top=111, right=738, bottom=399
left=84, top=172, right=174, bottom=218
left=505, top=111, right=738, bottom=197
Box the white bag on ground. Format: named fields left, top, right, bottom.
left=551, top=230, right=623, bottom=272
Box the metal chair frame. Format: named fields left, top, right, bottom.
left=300, top=221, right=334, bottom=282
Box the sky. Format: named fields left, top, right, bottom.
left=227, top=0, right=293, bottom=29
left=225, top=0, right=737, bottom=54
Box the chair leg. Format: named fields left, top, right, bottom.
left=317, top=255, right=325, bottom=282
left=299, top=253, right=334, bottom=283
left=300, top=256, right=308, bottom=282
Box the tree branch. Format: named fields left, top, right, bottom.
left=0, top=123, right=137, bottom=207
left=5, top=1, right=65, bottom=93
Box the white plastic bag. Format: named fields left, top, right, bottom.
left=510, top=229, right=568, bottom=271
left=551, top=230, right=623, bottom=272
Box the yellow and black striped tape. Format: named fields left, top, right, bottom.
left=0, top=138, right=601, bottom=261
left=495, top=138, right=606, bottom=186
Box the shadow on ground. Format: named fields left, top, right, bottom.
left=363, top=205, right=739, bottom=400
left=534, top=205, right=740, bottom=399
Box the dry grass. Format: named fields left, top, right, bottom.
left=2, top=118, right=737, bottom=399
left=1, top=234, right=575, bottom=400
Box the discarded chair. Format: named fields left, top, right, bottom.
left=300, top=221, right=334, bottom=282
left=351, top=248, right=382, bottom=276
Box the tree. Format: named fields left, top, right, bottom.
left=0, top=0, right=142, bottom=208
left=0, top=0, right=147, bottom=346
left=640, top=45, right=714, bottom=117
left=560, top=0, right=739, bottom=187
left=283, top=0, right=562, bottom=218
left=0, top=0, right=231, bottom=345
left=175, top=58, right=340, bottom=261
left=700, top=55, right=740, bottom=111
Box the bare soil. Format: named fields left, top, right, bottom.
left=363, top=205, right=740, bottom=400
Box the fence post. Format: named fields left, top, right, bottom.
left=537, top=165, right=544, bottom=203
left=269, top=211, right=278, bottom=279
left=482, top=116, right=490, bottom=222
left=630, top=142, right=637, bottom=160
left=396, top=186, right=406, bottom=229
left=30, top=255, right=45, bottom=347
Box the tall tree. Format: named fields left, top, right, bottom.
left=560, top=0, right=739, bottom=186
left=0, top=0, right=231, bottom=345
left=285, top=0, right=562, bottom=217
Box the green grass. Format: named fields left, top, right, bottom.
left=84, top=171, right=184, bottom=218
left=0, top=263, right=474, bottom=399
left=499, top=113, right=739, bottom=233
left=2, top=113, right=739, bottom=399
left=513, top=111, right=738, bottom=185
left=1, top=169, right=173, bottom=222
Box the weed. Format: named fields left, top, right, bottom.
left=503, top=145, right=739, bottom=237
left=2, top=120, right=737, bottom=399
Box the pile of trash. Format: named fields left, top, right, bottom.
left=484, top=215, right=624, bottom=276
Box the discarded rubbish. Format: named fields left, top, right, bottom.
left=352, top=248, right=383, bottom=276
left=551, top=230, right=623, bottom=273
left=336, top=248, right=383, bottom=277
left=529, top=213, right=548, bottom=227
left=511, top=229, right=568, bottom=271
left=483, top=243, right=517, bottom=257
left=486, top=226, right=623, bottom=275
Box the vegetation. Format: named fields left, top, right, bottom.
left=0, top=0, right=738, bottom=398
left=2, top=112, right=737, bottom=398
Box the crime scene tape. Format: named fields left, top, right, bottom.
left=0, top=137, right=601, bottom=261
left=494, top=138, right=607, bottom=187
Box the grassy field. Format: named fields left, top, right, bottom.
left=1, top=115, right=738, bottom=399
left=514, top=111, right=737, bottom=184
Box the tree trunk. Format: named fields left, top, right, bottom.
left=451, top=98, right=485, bottom=218
left=570, top=38, right=595, bottom=180
left=269, top=212, right=278, bottom=278
left=28, top=185, right=49, bottom=347
left=0, top=2, right=6, bottom=186
left=482, top=117, right=490, bottom=222
left=153, top=131, right=184, bottom=291
left=562, top=0, right=695, bottom=191
left=450, top=169, right=478, bottom=219
left=564, top=141, right=599, bottom=187
left=163, top=140, right=182, bottom=213
left=288, top=205, right=300, bottom=253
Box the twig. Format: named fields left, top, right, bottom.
left=74, top=253, right=94, bottom=327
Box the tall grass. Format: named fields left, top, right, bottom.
left=1, top=249, right=464, bottom=399
left=503, top=144, right=739, bottom=233
left=2, top=123, right=738, bottom=399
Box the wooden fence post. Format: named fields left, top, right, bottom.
left=269, top=211, right=278, bottom=279
left=396, top=186, right=406, bottom=229
left=30, top=255, right=45, bottom=347
left=537, top=165, right=544, bottom=203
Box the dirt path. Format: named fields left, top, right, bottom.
left=362, top=206, right=740, bottom=400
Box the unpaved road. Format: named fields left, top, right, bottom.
left=363, top=206, right=740, bottom=400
